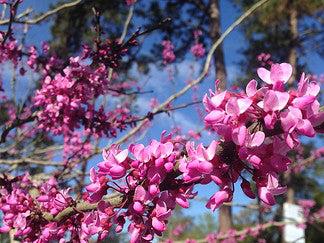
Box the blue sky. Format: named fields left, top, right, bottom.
left=1, top=0, right=323, bottom=229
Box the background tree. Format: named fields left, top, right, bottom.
left=235, top=0, right=324, bottom=83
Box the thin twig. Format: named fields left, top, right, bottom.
left=108, top=5, right=134, bottom=81
left=31, top=145, right=64, bottom=155
left=0, top=4, right=7, bottom=20
left=0, top=158, right=62, bottom=166
left=0, top=114, right=37, bottom=144
left=2, top=7, right=33, bottom=23
left=1, top=0, right=19, bottom=44
left=119, top=5, right=134, bottom=44
left=108, top=87, right=153, bottom=95
left=173, top=220, right=305, bottom=243
left=291, top=155, right=316, bottom=170
left=125, top=100, right=202, bottom=124
left=123, top=17, right=172, bottom=46
left=0, top=0, right=82, bottom=25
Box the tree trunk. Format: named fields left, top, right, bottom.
left=218, top=205, right=233, bottom=232
left=286, top=173, right=295, bottom=204
left=209, top=0, right=232, bottom=233
left=281, top=8, right=298, bottom=243
left=209, top=0, right=227, bottom=91
left=288, top=6, right=298, bottom=84
left=286, top=5, right=298, bottom=204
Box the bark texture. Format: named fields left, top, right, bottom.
left=209, top=0, right=227, bottom=91
left=209, top=0, right=232, bottom=232
left=288, top=6, right=298, bottom=84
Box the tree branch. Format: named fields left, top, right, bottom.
left=173, top=220, right=306, bottom=242
left=0, top=114, right=36, bottom=144
left=1, top=0, right=19, bottom=44
left=107, top=87, right=153, bottom=95
left=125, top=100, right=202, bottom=124
left=42, top=193, right=123, bottom=222
left=108, top=0, right=271, bottom=148
left=119, top=5, right=134, bottom=44
left=0, top=0, right=82, bottom=25
left=0, top=158, right=62, bottom=166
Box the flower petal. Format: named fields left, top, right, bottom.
left=246, top=79, right=257, bottom=97
left=114, top=149, right=128, bottom=163
left=270, top=63, right=292, bottom=83
left=257, top=67, right=272, bottom=84
left=237, top=98, right=252, bottom=114
left=210, top=91, right=227, bottom=108
left=249, top=131, right=265, bottom=147
left=205, top=110, right=225, bottom=124
left=225, top=98, right=239, bottom=116
left=258, top=187, right=276, bottom=205
left=232, top=126, right=247, bottom=146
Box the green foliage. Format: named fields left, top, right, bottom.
left=235, top=0, right=324, bottom=84
left=49, top=0, right=219, bottom=74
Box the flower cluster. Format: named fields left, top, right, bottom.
left=0, top=32, right=21, bottom=66
left=0, top=63, right=322, bottom=242
left=191, top=43, right=205, bottom=59
left=162, top=40, right=176, bottom=64
left=298, top=199, right=315, bottom=216
left=0, top=175, right=69, bottom=241
left=203, top=63, right=323, bottom=206
left=257, top=52, right=273, bottom=67
left=89, top=38, right=137, bottom=69
left=86, top=132, right=199, bottom=242
left=297, top=199, right=322, bottom=229
left=27, top=46, right=38, bottom=69
left=0, top=173, right=116, bottom=242
left=171, top=223, right=188, bottom=236
left=33, top=54, right=132, bottom=137
left=191, top=30, right=205, bottom=58
left=126, top=0, right=137, bottom=6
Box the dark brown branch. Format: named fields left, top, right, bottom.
left=1, top=0, right=19, bottom=44
left=121, top=17, right=172, bottom=49
left=107, top=88, right=153, bottom=96
left=125, top=100, right=202, bottom=124
left=0, top=114, right=36, bottom=144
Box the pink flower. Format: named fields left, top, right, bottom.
left=97, top=146, right=129, bottom=179
left=258, top=174, right=286, bottom=205
left=86, top=168, right=108, bottom=202
left=298, top=199, right=315, bottom=209
left=257, top=63, right=292, bottom=85
left=162, top=40, right=176, bottom=64
left=206, top=189, right=232, bottom=211
left=262, top=90, right=289, bottom=112
left=281, top=107, right=315, bottom=139
left=191, top=43, right=205, bottom=58
left=126, top=0, right=136, bottom=5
